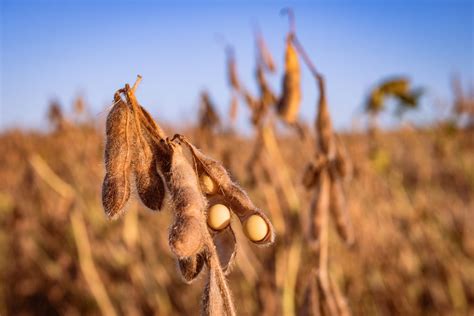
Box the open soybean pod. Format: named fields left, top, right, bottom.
left=277, top=34, right=301, bottom=124
left=159, top=139, right=207, bottom=259
left=178, top=136, right=275, bottom=246
left=328, top=175, right=354, bottom=246
left=205, top=196, right=237, bottom=274
left=210, top=225, right=237, bottom=275
left=102, top=91, right=133, bottom=219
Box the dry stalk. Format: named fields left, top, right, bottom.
left=71, top=210, right=118, bottom=316
left=29, top=154, right=117, bottom=316
left=278, top=9, right=354, bottom=315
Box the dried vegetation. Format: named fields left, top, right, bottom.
left=0, top=9, right=473, bottom=316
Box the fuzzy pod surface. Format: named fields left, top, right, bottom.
left=102, top=93, right=133, bottom=219
left=162, top=139, right=207, bottom=258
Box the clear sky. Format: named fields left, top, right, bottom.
left=1, top=0, right=473, bottom=131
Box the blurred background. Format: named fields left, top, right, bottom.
left=0, top=0, right=473, bottom=315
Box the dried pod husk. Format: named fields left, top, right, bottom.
left=211, top=225, right=237, bottom=275
left=137, top=104, right=166, bottom=139
left=121, top=83, right=166, bottom=211
left=308, top=170, right=330, bottom=243
left=328, top=176, right=354, bottom=246
left=179, top=136, right=275, bottom=245
left=160, top=139, right=207, bottom=258
left=102, top=92, right=133, bottom=219
left=277, top=35, right=301, bottom=124
left=132, top=129, right=166, bottom=211
left=315, top=74, right=335, bottom=156
left=178, top=252, right=206, bottom=283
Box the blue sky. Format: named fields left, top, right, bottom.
left=1, top=0, right=473, bottom=131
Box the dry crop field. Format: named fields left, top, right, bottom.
left=0, top=103, right=473, bottom=315
left=1, top=8, right=473, bottom=316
